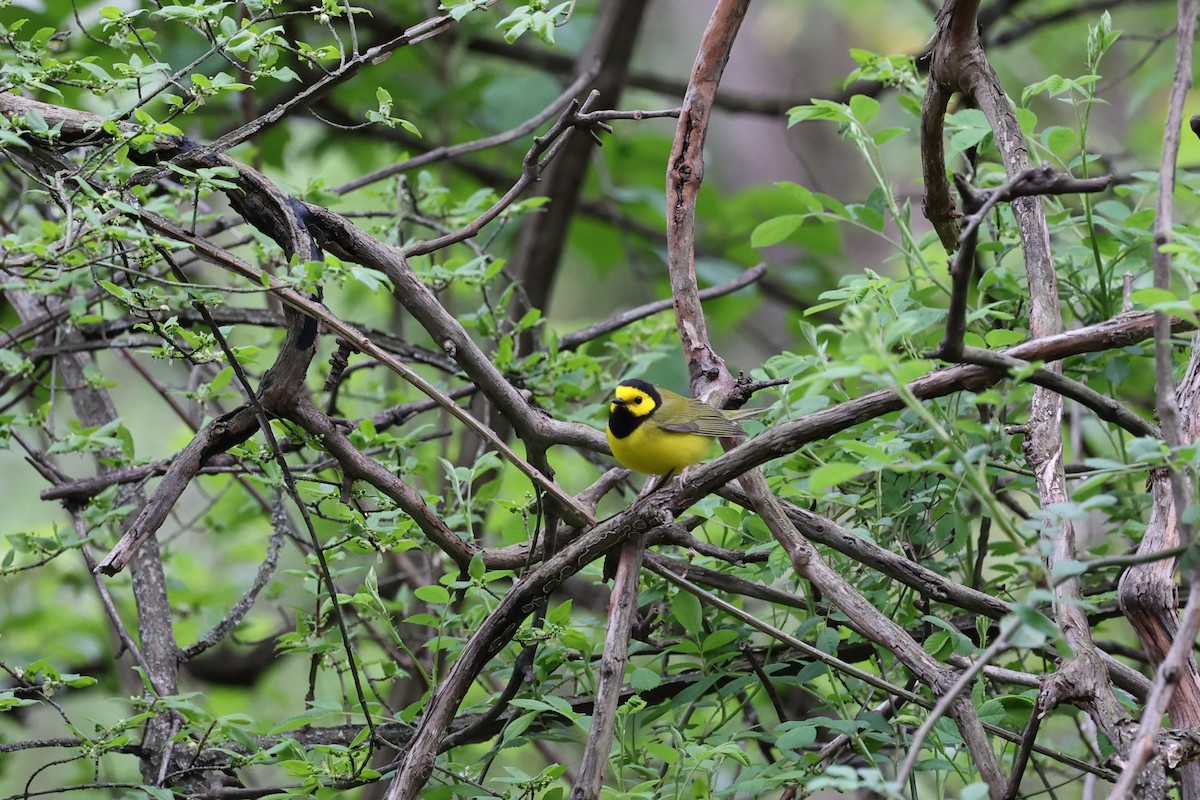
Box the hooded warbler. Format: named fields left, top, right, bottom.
left=605, top=378, right=755, bottom=475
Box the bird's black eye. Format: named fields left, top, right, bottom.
left=633, top=396, right=642, bottom=404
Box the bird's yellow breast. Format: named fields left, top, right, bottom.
left=605, top=420, right=715, bottom=475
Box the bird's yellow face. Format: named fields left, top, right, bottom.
left=609, top=382, right=658, bottom=420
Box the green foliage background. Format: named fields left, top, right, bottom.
left=0, top=1, right=1196, bottom=798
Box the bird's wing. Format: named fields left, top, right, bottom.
left=656, top=397, right=746, bottom=437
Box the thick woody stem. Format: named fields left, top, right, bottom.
left=922, top=1, right=1135, bottom=780
left=569, top=533, right=646, bottom=799
left=665, top=0, right=750, bottom=397
left=1113, top=1, right=1200, bottom=795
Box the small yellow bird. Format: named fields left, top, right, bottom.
left=605, top=378, right=754, bottom=475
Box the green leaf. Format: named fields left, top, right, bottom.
left=787, top=100, right=852, bottom=126
left=1130, top=287, right=1178, bottom=308
left=701, top=628, right=739, bottom=653
left=1022, top=73, right=1077, bottom=105
left=984, top=328, right=1026, bottom=347
left=1043, top=125, right=1078, bottom=155
left=873, top=126, right=908, bottom=146
left=751, top=214, right=805, bottom=247
left=207, top=366, right=235, bottom=393
left=1006, top=605, right=1067, bottom=655
left=851, top=204, right=885, bottom=232
left=671, top=590, right=703, bottom=634
left=99, top=279, right=133, bottom=303
left=414, top=585, right=450, bottom=604
left=923, top=630, right=951, bottom=659
left=808, top=461, right=861, bottom=492
left=849, top=94, right=880, bottom=123
left=980, top=694, right=1035, bottom=730
left=643, top=741, right=678, bottom=764
left=628, top=667, right=661, bottom=691
left=774, top=722, right=817, bottom=751
left=467, top=551, right=485, bottom=581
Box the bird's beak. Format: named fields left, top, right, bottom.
left=610, top=397, right=627, bottom=406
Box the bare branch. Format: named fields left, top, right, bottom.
left=558, top=263, right=766, bottom=350
left=1112, top=1, right=1200, bottom=793
left=570, top=531, right=646, bottom=799
left=666, top=0, right=748, bottom=396
left=922, top=3, right=1136, bottom=775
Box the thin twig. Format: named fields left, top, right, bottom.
left=559, top=263, right=766, bottom=350
left=402, top=91, right=606, bottom=257
left=1004, top=696, right=1045, bottom=800
left=127, top=10, right=473, bottom=187
left=956, top=346, right=1159, bottom=439
left=333, top=66, right=600, bottom=195
left=179, top=500, right=288, bottom=660
left=958, top=165, right=1113, bottom=244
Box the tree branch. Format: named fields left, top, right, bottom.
left=1113, top=1, right=1200, bottom=794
